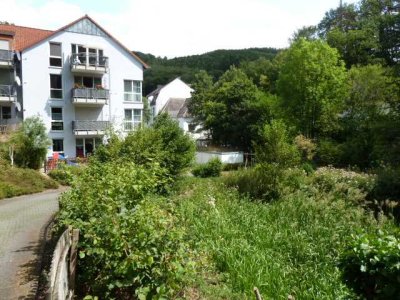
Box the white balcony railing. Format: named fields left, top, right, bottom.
left=70, top=53, right=108, bottom=73
left=0, top=85, right=15, bottom=101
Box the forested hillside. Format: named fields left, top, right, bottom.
left=135, top=48, right=279, bottom=95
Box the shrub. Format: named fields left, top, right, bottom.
left=92, top=114, right=195, bottom=179
left=224, top=165, right=306, bottom=202
left=48, top=164, right=85, bottom=186
left=372, top=165, right=400, bottom=200
left=152, top=113, right=196, bottom=177
left=340, top=230, right=400, bottom=299
left=10, top=116, right=50, bottom=169
left=254, top=120, right=300, bottom=168
left=370, top=165, right=400, bottom=221
left=192, top=158, right=222, bottom=178
left=222, top=163, right=242, bottom=171
left=302, top=162, right=315, bottom=175
left=295, top=134, right=316, bottom=162
left=312, top=167, right=375, bottom=205
left=57, top=161, right=193, bottom=298
left=316, top=139, right=344, bottom=166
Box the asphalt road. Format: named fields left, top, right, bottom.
left=0, top=189, right=62, bottom=300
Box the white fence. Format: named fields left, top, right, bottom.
left=196, top=151, right=244, bottom=164
left=48, top=227, right=79, bottom=300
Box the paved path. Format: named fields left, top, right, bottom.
left=0, top=189, right=63, bottom=300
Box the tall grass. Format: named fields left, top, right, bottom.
left=0, top=163, right=58, bottom=199
left=174, top=177, right=393, bottom=299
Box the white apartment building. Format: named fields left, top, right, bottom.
left=0, top=15, right=148, bottom=158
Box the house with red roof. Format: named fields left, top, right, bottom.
left=0, top=15, right=148, bottom=157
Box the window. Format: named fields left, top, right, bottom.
left=52, top=139, right=64, bottom=154
left=1, top=106, right=11, bottom=119
left=76, top=137, right=102, bottom=157
left=49, top=42, right=62, bottom=67
left=71, top=44, right=106, bottom=67
left=51, top=107, right=63, bottom=130
left=50, top=74, right=62, bottom=99
left=124, top=80, right=142, bottom=102
left=74, top=76, right=102, bottom=88
left=0, top=39, right=10, bottom=50
left=124, top=109, right=142, bottom=131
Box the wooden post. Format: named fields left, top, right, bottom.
left=254, top=287, right=263, bottom=300
left=69, top=228, right=79, bottom=293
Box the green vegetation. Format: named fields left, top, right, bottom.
left=340, top=230, right=400, bottom=299
left=57, top=114, right=196, bottom=298
left=174, top=176, right=396, bottom=299
left=136, top=48, right=279, bottom=95
left=55, top=0, right=400, bottom=298
left=192, top=157, right=222, bottom=178
left=9, top=116, right=50, bottom=169
left=48, top=164, right=85, bottom=186
left=0, top=163, right=58, bottom=199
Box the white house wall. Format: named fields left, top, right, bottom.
left=154, top=78, right=193, bottom=115
left=21, top=29, right=143, bottom=157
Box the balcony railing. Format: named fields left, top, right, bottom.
left=70, top=53, right=108, bottom=73
left=0, top=85, right=15, bottom=101
left=72, top=88, right=109, bottom=105
left=72, top=120, right=109, bottom=135
left=0, top=49, right=13, bottom=65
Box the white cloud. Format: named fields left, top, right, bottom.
left=0, top=0, right=356, bottom=58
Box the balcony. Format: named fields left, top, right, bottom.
left=0, top=118, right=19, bottom=134
left=72, top=88, right=109, bottom=106
left=70, top=53, right=108, bottom=74
left=72, top=120, right=109, bottom=136
left=0, top=85, right=16, bottom=102
left=0, top=50, right=13, bottom=68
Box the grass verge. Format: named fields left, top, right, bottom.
left=0, top=164, right=58, bottom=199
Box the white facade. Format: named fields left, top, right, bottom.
left=148, top=78, right=193, bottom=116
left=19, top=17, right=146, bottom=157
left=148, top=78, right=209, bottom=139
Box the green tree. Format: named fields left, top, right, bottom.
left=187, top=70, right=214, bottom=125
left=254, top=120, right=300, bottom=168
left=11, top=116, right=50, bottom=169
left=277, top=39, right=348, bottom=139
left=190, top=67, right=273, bottom=150
left=152, top=113, right=195, bottom=177
left=342, top=64, right=400, bottom=167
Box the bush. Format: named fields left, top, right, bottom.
left=295, top=134, right=316, bottom=162
left=370, top=165, right=400, bottom=221
left=152, top=113, right=195, bottom=177
left=222, top=163, right=242, bottom=171
left=48, top=164, right=85, bottom=186
left=192, top=158, right=222, bottom=178
left=316, top=139, right=344, bottom=166
left=10, top=116, right=50, bottom=169
left=93, top=114, right=195, bottom=179
left=372, top=165, right=400, bottom=200
left=254, top=120, right=300, bottom=168
left=340, top=230, right=400, bottom=299
left=57, top=161, right=194, bottom=298
left=312, top=167, right=375, bottom=205
left=224, top=165, right=306, bottom=202
left=302, top=162, right=315, bottom=175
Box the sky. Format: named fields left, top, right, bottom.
left=0, top=0, right=357, bottom=58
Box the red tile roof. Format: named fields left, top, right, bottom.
left=0, top=24, right=53, bottom=51
left=0, top=16, right=149, bottom=69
